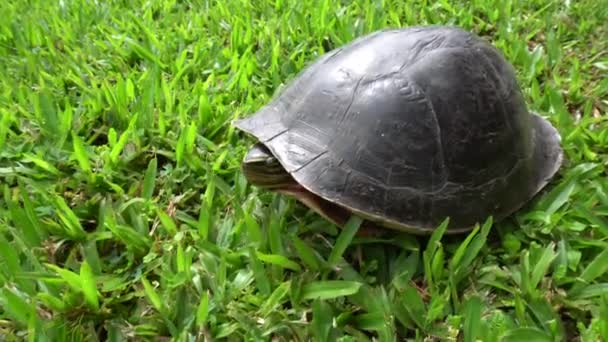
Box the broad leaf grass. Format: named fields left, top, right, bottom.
left=1, top=0, right=607, bottom=340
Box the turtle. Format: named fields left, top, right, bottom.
left=233, top=25, right=563, bottom=235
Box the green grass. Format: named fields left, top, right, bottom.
left=0, top=0, right=607, bottom=340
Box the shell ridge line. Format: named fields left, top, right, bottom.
left=291, top=149, right=329, bottom=173
left=337, top=76, right=365, bottom=127
left=398, top=38, right=453, bottom=73
left=416, top=82, right=448, bottom=187
left=264, top=126, right=289, bottom=143
left=468, top=152, right=531, bottom=195
left=383, top=165, right=393, bottom=212
left=470, top=44, right=516, bottom=134
left=399, top=46, right=476, bottom=73
left=322, top=47, right=345, bottom=64
left=398, top=30, right=446, bottom=71
left=339, top=169, right=352, bottom=202
left=400, top=38, right=427, bottom=70
left=294, top=118, right=331, bottom=139
left=413, top=82, right=445, bottom=222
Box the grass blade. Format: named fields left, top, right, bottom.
left=0, top=109, right=12, bottom=150
left=423, top=218, right=449, bottom=289
left=45, top=264, right=82, bottom=292
left=79, top=261, right=99, bottom=310
left=311, top=299, right=334, bottom=342
left=22, top=153, right=60, bottom=176
left=249, top=247, right=271, bottom=296
left=196, top=291, right=210, bottom=328
left=400, top=285, right=426, bottom=329
left=141, top=276, right=163, bottom=312
left=570, top=283, right=608, bottom=300
left=463, top=296, right=483, bottom=342
left=260, top=281, right=290, bottom=317
left=142, top=157, right=157, bottom=200
left=292, top=236, right=323, bottom=271
left=571, top=248, right=608, bottom=293
left=50, top=194, right=86, bottom=240
left=530, top=242, right=557, bottom=290
left=0, top=287, right=33, bottom=324
left=156, top=208, right=178, bottom=236
left=110, top=113, right=138, bottom=164
left=256, top=251, right=301, bottom=271
left=7, top=199, right=41, bottom=248
left=500, top=327, right=553, bottom=342
left=198, top=199, right=211, bottom=241
left=71, top=132, right=91, bottom=175
left=328, top=215, right=362, bottom=266
left=301, top=281, right=362, bottom=301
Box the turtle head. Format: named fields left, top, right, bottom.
left=241, top=142, right=363, bottom=230
left=241, top=143, right=297, bottom=190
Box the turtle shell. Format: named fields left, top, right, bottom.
left=234, top=25, right=563, bottom=234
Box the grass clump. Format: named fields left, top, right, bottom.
left=1, top=0, right=607, bottom=340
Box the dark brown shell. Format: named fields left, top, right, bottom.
left=234, top=26, right=563, bottom=233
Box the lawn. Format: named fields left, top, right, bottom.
left=1, top=0, right=607, bottom=340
